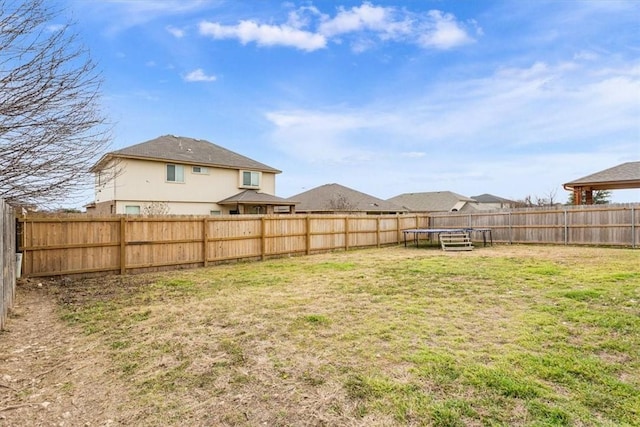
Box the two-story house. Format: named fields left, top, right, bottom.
left=88, top=135, right=296, bottom=215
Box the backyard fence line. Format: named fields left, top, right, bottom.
left=16, top=204, right=640, bottom=279
left=18, top=214, right=429, bottom=278
left=429, top=203, right=639, bottom=248
left=1, top=199, right=17, bottom=330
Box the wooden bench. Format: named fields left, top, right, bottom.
left=439, top=232, right=473, bottom=251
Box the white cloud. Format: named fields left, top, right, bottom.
left=573, top=50, right=599, bottom=61
left=166, top=25, right=185, bottom=38
left=46, top=24, right=65, bottom=32
left=199, top=20, right=326, bottom=51
left=318, top=3, right=402, bottom=37
left=417, top=10, right=475, bottom=49
left=287, top=5, right=321, bottom=29
left=198, top=4, right=475, bottom=52
left=183, top=68, right=217, bottom=82
left=265, top=110, right=384, bottom=163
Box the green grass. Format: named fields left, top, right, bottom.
left=57, top=245, right=640, bottom=426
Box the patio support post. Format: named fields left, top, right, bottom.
left=585, top=190, right=594, bottom=205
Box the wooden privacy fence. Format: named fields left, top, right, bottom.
left=19, top=214, right=429, bottom=277
left=430, top=204, right=639, bottom=247
left=1, top=199, right=17, bottom=330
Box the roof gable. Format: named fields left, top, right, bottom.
left=387, top=191, right=476, bottom=212
left=564, top=161, right=640, bottom=189
left=95, top=135, right=281, bottom=173
left=288, top=183, right=406, bottom=212
left=471, top=193, right=515, bottom=204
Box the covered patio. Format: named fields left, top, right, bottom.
left=218, top=190, right=299, bottom=214
left=563, top=161, right=640, bottom=205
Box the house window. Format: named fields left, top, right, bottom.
left=125, top=205, right=140, bottom=214
left=166, top=164, right=184, bottom=183
left=241, top=170, right=260, bottom=188
left=210, top=210, right=221, bottom=216
left=192, top=166, right=209, bottom=174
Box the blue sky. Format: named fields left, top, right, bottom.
left=62, top=0, right=639, bottom=205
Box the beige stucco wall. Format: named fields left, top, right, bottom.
left=95, top=158, right=277, bottom=214
left=115, top=200, right=229, bottom=216
left=94, top=159, right=117, bottom=204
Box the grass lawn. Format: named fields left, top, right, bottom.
left=57, top=245, right=640, bottom=426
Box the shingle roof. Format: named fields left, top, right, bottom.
left=95, top=135, right=280, bottom=173
left=387, top=191, right=476, bottom=212
left=287, top=183, right=407, bottom=213
left=218, top=190, right=297, bottom=205
left=563, top=161, right=640, bottom=190
left=471, top=193, right=515, bottom=204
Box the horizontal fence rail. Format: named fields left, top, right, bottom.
left=19, top=214, right=429, bottom=277
left=429, top=204, right=639, bottom=248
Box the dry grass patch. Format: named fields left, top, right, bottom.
left=51, top=245, right=640, bottom=426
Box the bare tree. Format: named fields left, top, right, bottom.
left=142, top=202, right=170, bottom=216
left=513, top=195, right=535, bottom=208
left=534, top=188, right=558, bottom=207
left=0, top=0, right=110, bottom=207
left=515, top=189, right=560, bottom=208
left=326, top=193, right=357, bottom=212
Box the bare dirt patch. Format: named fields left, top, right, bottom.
left=0, top=279, right=136, bottom=427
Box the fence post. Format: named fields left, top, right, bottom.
left=564, top=209, right=568, bottom=246
left=261, top=217, right=266, bottom=261
left=376, top=217, right=381, bottom=248
left=345, top=216, right=350, bottom=250
left=508, top=211, right=512, bottom=244
left=203, top=218, right=209, bottom=267
left=305, top=215, right=311, bottom=255
left=632, top=207, right=636, bottom=249
left=119, top=217, right=126, bottom=275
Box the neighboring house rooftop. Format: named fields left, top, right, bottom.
left=563, top=161, right=640, bottom=191
left=471, top=193, right=515, bottom=204
left=92, top=134, right=281, bottom=173
left=288, top=183, right=407, bottom=213
left=387, top=191, right=477, bottom=212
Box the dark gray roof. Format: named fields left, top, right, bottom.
left=387, top=191, right=476, bottom=212
left=564, top=161, right=640, bottom=189
left=287, top=183, right=407, bottom=213
left=218, top=190, right=297, bottom=205
left=96, top=135, right=280, bottom=173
